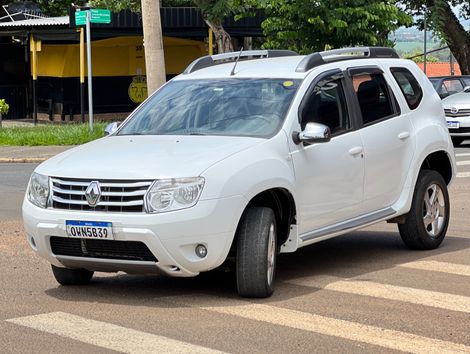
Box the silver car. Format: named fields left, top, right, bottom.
left=442, top=87, right=470, bottom=146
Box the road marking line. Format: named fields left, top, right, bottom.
left=456, top=171, right=470, bottom=178
left=6, top=312, right=224, bottom=354
left=455, top=153, right=470, bottom=157
left=456, top=160, right=470, bottom=166
left=288, top=275, right=470, bottom=313
left=401, top=260, right=470, bottom=277
left=162, top=296, right=469, bottom=354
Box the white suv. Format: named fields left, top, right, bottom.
left=23, top=47, right=456, bottom=298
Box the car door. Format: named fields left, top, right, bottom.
left=348, top=66, right=414, bottom=213
left=289, top=70, right=365, bottom=235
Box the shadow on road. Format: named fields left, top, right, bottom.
left=44, top=230, right=470, bottom=308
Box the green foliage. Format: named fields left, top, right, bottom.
left=0, top=99, right=9, bottom=116
left=90, top=0, right=141, bottom=12
left=29, top=0, right=82, bottom=16
left=261, top=0, right=412, bottom=54
left=0, top=123, right=107, bottom=146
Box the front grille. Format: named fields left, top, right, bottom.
left=449, top=127, right=470, bottom=134
left=51, top=178, right=152, bottom=213
left=444, top=108, right=470, bottom=117
left=50, top=236, right=158, bottom=262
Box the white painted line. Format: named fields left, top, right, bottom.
left=401, top=260, right=470, bottom=277
left=6, top=312, right=224, bottom=354
left=456, top=160, right=470, bottom=166
left=289, top=275, right=470, bottom=313
left=455, top=153, right=470, bottom=157
left=456, top=171, right=470, bottom=178
left=163, top=296, right=470, bottom=354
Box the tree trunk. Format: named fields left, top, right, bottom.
left=431, top=1, right=470, bottom=74
left=204, top=19, right=234, bottom=53
left=141, top=0, right=166, bottom=94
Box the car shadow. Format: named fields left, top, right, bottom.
left=44, top=229, right=470, bottom=308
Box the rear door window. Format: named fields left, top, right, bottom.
left=390, top=67, right=423, bottom=110
left=350, top=68, right=397, bottom=125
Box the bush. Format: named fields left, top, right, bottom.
left=0, top=99, right=9, bottom=116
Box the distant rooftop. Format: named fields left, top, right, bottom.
left=416, top=62, right=461, bottom=77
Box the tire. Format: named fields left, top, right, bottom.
left=398, top=170, right=450, bottom=250
left=451, top=137, right=464, bottom=147
left=236, top=207, right=277, bottom=298
left=51, top=264, right=94, bottom=285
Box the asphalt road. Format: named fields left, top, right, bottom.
left=0, top=146, right=469, bottom=353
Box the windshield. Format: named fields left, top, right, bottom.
left=118, top=78, right=300, bottom=138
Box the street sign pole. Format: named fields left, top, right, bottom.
left=85, top=9, right=93, bottom=131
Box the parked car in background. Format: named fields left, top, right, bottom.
left=442, top=87, right=470, bottom=146
left=429, top=75, right=470, bottom=99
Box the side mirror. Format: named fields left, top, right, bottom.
left=104, top=122, right=120, bottom=136
left=464, top=86, right=470, bottom=93
left=293, top=122, right=331, bottom=145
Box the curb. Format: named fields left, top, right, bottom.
left=0, top=157, right=48, bottom=163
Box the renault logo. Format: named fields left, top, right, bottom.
left=85, top=181, right=101, bottom=206
left=451, top=107, right=459, bottom=114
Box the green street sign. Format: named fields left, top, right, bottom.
left=91, top=9, right=111, bottom=24
left=75, top=9, right=111, bottom=26
left=75, top=10, right=86, bottom=26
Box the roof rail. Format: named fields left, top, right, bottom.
left=183, top=49, right=298, bottom=74
left=295, top=46, right=399, bottom=73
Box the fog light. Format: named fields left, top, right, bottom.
left=195, top=244, right=207, bottom=258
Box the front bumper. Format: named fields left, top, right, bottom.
left=22, top=195, right=246, bottom=277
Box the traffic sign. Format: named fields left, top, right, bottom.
left=75, top=9, right=111, bottom=26
left=90, top=9, right=111, bottom=24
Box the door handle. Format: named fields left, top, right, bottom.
left=398, top=131, right=410, bottom=140
left=348, top=146, right=363, bottom=156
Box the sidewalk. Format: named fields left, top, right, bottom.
left=0, top=146, right=74, bottom=163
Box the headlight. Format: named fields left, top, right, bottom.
left=27, top=172, right=50, bottom=208
left=145, top=177, right=205, bottom=213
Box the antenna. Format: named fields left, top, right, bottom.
left=230, top=47, right=244, bottom=76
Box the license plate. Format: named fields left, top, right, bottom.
left=447, top=120, right=460, bottom=129
left=66, top=220, right=114, bottom=240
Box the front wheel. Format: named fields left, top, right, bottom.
left=51, top=265, right=94, bottom=285
left=236, top=207, right=277, bottom=298
left=398, top=170, right=450, bottom=250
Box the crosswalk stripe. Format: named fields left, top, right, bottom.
left=456, top=171, right=470, bottom=178
left=456, top=160, right=470, bottom=166
left=400, top=260, right=470, bottom=277
left=6, top=312, right=224, bottom=354
left=162, top=296, right=469, bottom=354
left=455, top=153, right=470, bottom=157
left=288, top=275, right=470, bottom=313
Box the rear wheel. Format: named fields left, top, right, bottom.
left=398, top=170, right=450, bottom=250
left=236, top=207, right=277, bottom=298
left=51, top=265, right=94, bottom=285
left=451, top=137, right=464, bottom=147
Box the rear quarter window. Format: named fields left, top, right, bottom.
left=390, top=67, right=423, bottom=110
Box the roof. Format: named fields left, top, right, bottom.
left=0, top=16, right=69, bottom=27
left=416, top=62, right=461, bottom=77
left=176, top=55, right=411, bottom=81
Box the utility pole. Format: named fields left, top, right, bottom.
left=141, top=0, right=166, bottom=95
left=85, top=8, right=94, bottom=131
left=423, top=12, right=427, bottom=75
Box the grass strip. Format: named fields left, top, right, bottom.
left=0, top=123, right=107, bottom=146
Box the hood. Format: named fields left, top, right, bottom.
left=442, top=91, right=470, bottom=108
left=36, top=135, right=264, bottom=179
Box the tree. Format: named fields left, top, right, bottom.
left=193, top=0, right=234, bottom=52
left=262, top=0, right=412, bottom=54
left=403, top=1, right=470, bottom=74
left=141, top=0, right=166, bottom=93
